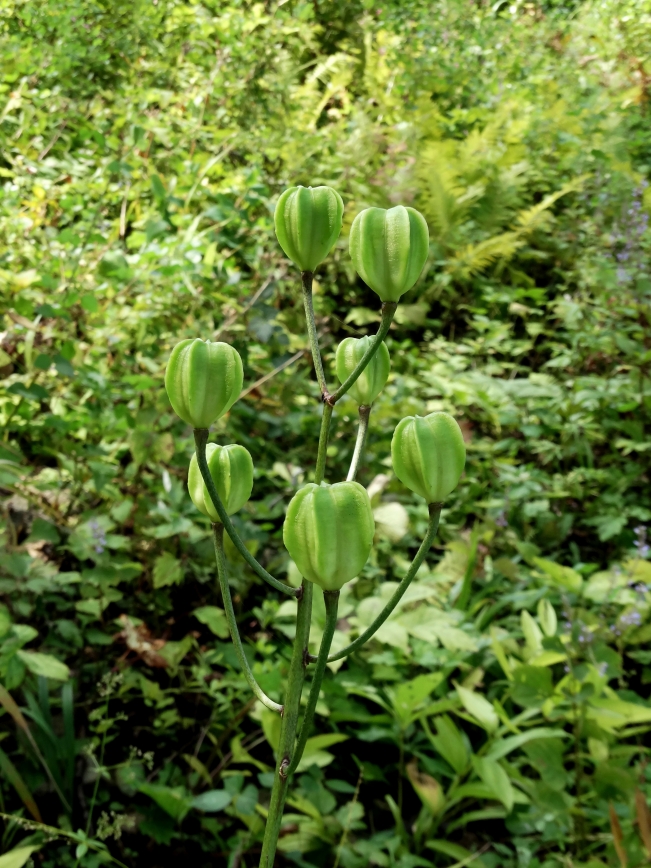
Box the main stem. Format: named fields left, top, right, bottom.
left=213, top=523, right=283, bottom=713
left=259, top=580, right=313, bottom=867
left=288, top=590, right=339, bottom=776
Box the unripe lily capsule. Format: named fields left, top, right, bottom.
left=335, top=336, right=390, bottom=406
left=165, top=339, right=243, bottom=429
left=283, top=481, right=375, bottom=591
left=391, top=412, right=466, bottom=503
left=188, top=443, right=254, bottom=519
left=274, top=185, right=344, bottom=273
left=349, top=205, right=429, bottom=302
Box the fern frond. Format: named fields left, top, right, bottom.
left=447, top=232, right=524, bottom=278
left=516, top=174, right=590, bottom=233
left=416, top=141, right=468, bottom=238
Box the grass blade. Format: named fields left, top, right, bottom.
left=0, top=746, right=42, bottom=822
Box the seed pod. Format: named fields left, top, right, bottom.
left=188, top=443, right=254, bottom=519
left=349, top=205, right=429, bottom=302
left=283, top=481, right=375, bottom=591
left=391, top=412, right=466, bottom=503
left=165, top=339, right=243, bottom=429
left=274, top=185, right=344, bottom=273
left=335, top=336, right=390, bottom=405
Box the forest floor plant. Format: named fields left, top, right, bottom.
left=164, top=186, right=467, bottom=866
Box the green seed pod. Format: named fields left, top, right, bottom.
left=188, top=443, right=254, bottom=519
left=349, top=205, right=429, bottom=302
left=274, top=185, right=344, bottom=273
left=335, top=336, right=390, bottom=406
left=165, top=339, right=243, bottom=429
left=283, top=481, right=375, bottom=591
left=391, top=412, right=466, bottom=503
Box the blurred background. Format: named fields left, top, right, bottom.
left=1, top=1, right=651, bottom=866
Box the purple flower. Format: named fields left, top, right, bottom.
left=89, top=519, right=107, bottom=555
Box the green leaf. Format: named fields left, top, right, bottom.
left=455, top=684, right=499, bottom=733
left=193, top=605, right=229, bottom=638
left=425, top=840, right=488, bottom=868
left=472, top=757, right=514, bottom=813
left=428, top=714, right=469, bottom=774
left=191, top=789, right=232, bottom=812
left=391, top=672, right=444, bottom=727
left=16, top=651, right=70, bottom=681
left=153, top=552, right=183, bottom=588
left=511, top=665, right=553, bottom=708
left=0, top=847, right=41, bottom=868
left=532, top=557, right=583, bottom=592
left=139, top=783, right=192, bottom=821
left=486, top=727, right=569, bottom=761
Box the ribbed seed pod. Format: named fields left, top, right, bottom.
left=335, top=336, right=390, bottom=406
left=165, top=339, right=243, bottom=429
left=391, top=412, right=466, bottom=503
left=188, top=443, right=254, bottom=519
left=349, top=205, right=429, bottom=302
left=283, top=481, right=375, bottom=591
left=274, top=185, right=344, bottom=273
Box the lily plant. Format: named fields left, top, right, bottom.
left=164, top=185, right=466, bottom=866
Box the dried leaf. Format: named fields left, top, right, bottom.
left=609, top=802, right=628, bottom=868
left=635, top=788, right=651, bottom=858
left=115, top=614, right=169, bottom=667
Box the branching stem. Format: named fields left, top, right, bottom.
left=347, top=405, right=371, bottom=481
left=315, top=403, right=333, bottom=485
left=310, top=504, right=442, bottom=663
left=288, top=590, right=339, bottom=776
left=213, top=523, right=283, bottom=713
left=330, top=303, right=396, bottom=403
left=194, top=428, right=298, bottom=598
left=302, top=271, right=328, bottom=397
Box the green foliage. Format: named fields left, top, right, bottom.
left=1, top=0, right=651, bottom=866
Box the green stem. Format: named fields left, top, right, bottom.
left=330, top=303, right=396, bottom=403
left=315, top=403, right=333, bottom=485
left=194, top=428, right=298, bottom=598
left=346, top=405, right=371, bottom=482
left=259, top=580, right=313, bottom=868
left=288, top=590, right=339, bottom=776
left=315, top=504, right=441, bottom=663
left=213, top=523, right=283, bottom=713
left=302, top=271, right=328, bottom=397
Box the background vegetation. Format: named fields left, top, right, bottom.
left=1, top=0, right=651, bottom=866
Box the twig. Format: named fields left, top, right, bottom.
left=38, top=120, right=67, bottom=160
left=239, top=350, right=306, bottom=400
left=333, top=767, right=364, bottom=868
left=214, top=277, right=274, bottom=340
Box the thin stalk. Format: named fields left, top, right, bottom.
left=455, top=523, right=479, bottom=611
left=259, top=580, right=313, bottom=868
left=213, top=524, right=283, bottom=713
left=301, top=271, right=328, bottom=397
left=288, top=590, right=339, bottom=776
left=194, top=428, right=298, bottom=598
left=346, top=405, right=371, bottom=481
left=330, top=303, right=396, bottom=403
left=315, top=403, right=333, bottom=485
left=314, top=504, right=441, bottom=663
